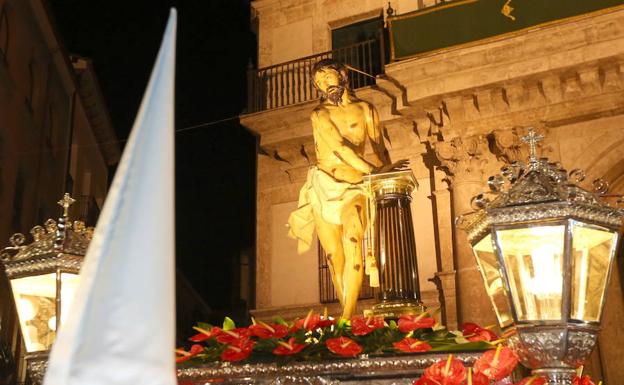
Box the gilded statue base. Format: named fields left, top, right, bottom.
left=367, top=300, right=426, bottom=319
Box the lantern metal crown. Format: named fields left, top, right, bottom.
left=1, top=193, right=93, bottom=276
left=459, top=128, right=624, bottom=384
left=463, top=129, right=623, bottom=246
left=1, top=193, right=92, bottom=383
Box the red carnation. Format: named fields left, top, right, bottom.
left=220, top=338, right=254, bottom=362
left=393, top=337, right=432, bottom=353
left=469, top=328, right=498, bottom=342
left=573, top=375, right=596, bottom=385
left=249, top=322, right=289, bottom=339
left=461, top=322, right=480, bottom=335
left=474, top=345, right=518, bottom=381
left=423, top=355, right=467, bottom=385
left=272, top=337, right=308, bottom=355
left=215, top=328, right=252, bottom=344
left=175, top=344, right=204, bottom=363
left=398, top=313, right=436, bottom=333
left=351, top=315, right=385, bottom=336
left=461, top=322, right=498, bottom=342
left=514, top=376, right=547, bottom=385
left=189, top=326, right=222, bottom=342
left=292, top=311, right=321, bottom=331
left=325, top=336, right=363, bottom=357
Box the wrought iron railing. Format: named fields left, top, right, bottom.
left=246, top=39, right=385, bottom=113
left=318, top=241, right=375, bottom=303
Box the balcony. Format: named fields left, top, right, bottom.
left=246, top=38, right=385, bottom=113
left=245, top=0, right=624, bottom=115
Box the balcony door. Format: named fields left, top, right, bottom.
left=331, top=17, right=385, bottom=89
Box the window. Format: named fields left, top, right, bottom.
left=85, top=196, right=100, bottom=226
left=331, top=16, right=386, bottom=89
left=11, top=170, right=25, bottom=231
left=0, top=3, right=8, bottom=63
left=25, top=59, right=39, bottom=113
left=45, top=104, right=60, bottom=156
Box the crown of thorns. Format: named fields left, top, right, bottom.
left=311, top=59, right=349, bottom=89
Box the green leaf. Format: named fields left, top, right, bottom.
left=273, top=316, right=289, bottom=326
left=197, top=322, right=213, bottom=330
left=223, top=316, right=236, bottom=331
left=454, top=336, right=470, bottom=344
left=388, top=320, right=398, bottom=330
left=430, top=341, right=493, bottom=352
left=432, top=323, right=447, bottom=331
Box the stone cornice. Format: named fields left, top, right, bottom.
left=240, top=85, right=399, bottom=147
left=385, top=7, right=624, bottom=104
left=388, top=58, right=624, bottom=141
left=251, top=0, right=313, bottom=13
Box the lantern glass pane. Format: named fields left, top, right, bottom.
left=496, top=225, right=565, bottom=321
left=473, top=234, right=513, bottom=327
left=10, top=273, right=57, bottom=352
left=60, top=272, right=80, bottom=327
left=570, top=222, right=618, bottom=322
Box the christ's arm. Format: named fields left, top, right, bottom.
left=365, top=105, right=391, bottom=167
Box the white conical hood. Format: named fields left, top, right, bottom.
left=44, top=9, right=177, bottom=385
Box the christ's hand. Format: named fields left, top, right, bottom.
left=374, top=159, right=409, bottom=174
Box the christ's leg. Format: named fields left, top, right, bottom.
left=313, top=210, right=346, bottom=307
left=340, top=195, right=367, bottom=319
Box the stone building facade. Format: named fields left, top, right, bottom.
left=0, top=0, right=119, bottom=382
left=242, top=0, right=624, bottom=381
left=0, top=0, right=119, bottom=243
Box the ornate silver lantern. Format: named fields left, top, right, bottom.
left=460, top=129, right=623, bottom=385
left=0, top=194, right=92, bottom=383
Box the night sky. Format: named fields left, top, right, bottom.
left=48, top=1, right=258, bottom=319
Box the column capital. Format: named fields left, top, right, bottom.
left=433, top=135, right=490, bottom=184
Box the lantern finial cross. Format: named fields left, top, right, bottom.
left=521, top=127, right=544, bottom=164
left=57, top=193, right=76, bottom=217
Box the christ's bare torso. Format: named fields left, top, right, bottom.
left=313, top=99, right=375, bottom=184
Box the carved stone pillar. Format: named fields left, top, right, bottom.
left=434, top=135, right=497, bottom=327
left=431, top=168, right=457, bottom=329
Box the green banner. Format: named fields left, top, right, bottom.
left=389, top=0, right=624, bottom=60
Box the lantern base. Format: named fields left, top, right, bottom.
left=366, top=300, right=425, bottom=319
left=507, top=324, right=599, bottom=368
left=532, top=368, right=576, bottom=385
left=25, top=352, right=49, bottom=385
left=507, top=324, right=599, bottom=385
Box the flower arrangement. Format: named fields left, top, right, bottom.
left=175, top=311, right=601, bottom=385
left=175, top=310, right=498, bottom=364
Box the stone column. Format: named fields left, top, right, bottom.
left=434, top=135, right=497, bottom=327
left=430, top=168, right=458, bottom=329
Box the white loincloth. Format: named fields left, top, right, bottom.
left=287, top=166, right=365, bottom=254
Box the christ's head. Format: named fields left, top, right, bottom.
left=312, top=59, right=349, bottom=105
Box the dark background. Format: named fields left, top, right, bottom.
left=48, top=0, right=258, bottom=323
